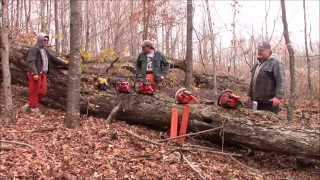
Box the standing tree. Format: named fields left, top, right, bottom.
left=230, top=0, right=239, bottom=76
left=280, top=0, right=296, bottom=121
left=40, top=0, right=47, bottom=33
left=142, top=0, right=150, bottom=40
left=24, top=0, right=32, bottom=33
left=85, top=0, right=90, bottom=51
left=65, top=0, right=82, bottom=128
left=205, top=0, right=217, bottom=96
left=1, top=0, right=15, bottom=122
left=303, top=0, right=312, bottom=97
left=54, top=0, right=61, bottom=55
left=184, top=0, right=193, bottom=88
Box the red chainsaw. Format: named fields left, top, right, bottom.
left=175, top=88, right=198, bottom=104
left=116, top=81, right=131, bottom=94
left=217, top=89, right=242, bottom=108
left=138, top=82, right=155, bottom=95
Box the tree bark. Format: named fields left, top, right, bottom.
left=303, top=0, right=312, bottom=97
left=1, top=0, right=15, bottom=122
left=142, top=0, right=150, bottom=41
left=129, top=0, right=136, bottom=56
left=54, top=0, right=60, bottom=55
left=15, top=0, right=19, bottom=27
left=2, top=45, right=320, bottom=160
left=231, top=0, right=238, bottom=76
left=40, top=0, right=47, bottom=33
left=65, top=0, right=82, bottom=128
left=280, top=0, right=296, bottom=121
left=47, top=0, right=51, bottom=36
left=85, top=0, right=90, bottom=51
left=184, top=0, right=193, bottom=88
left=60, top=0, right=68, bottom=55
left=205, top=0, right=217, bottom=97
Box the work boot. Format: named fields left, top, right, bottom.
left=22, top=103, right=31, bottom=113
left=30, top=108, right=41, bottom=114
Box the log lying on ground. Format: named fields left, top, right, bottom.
left=84, top=93, right=320, bottom=160
left=2, top=44, right=320, bottom=160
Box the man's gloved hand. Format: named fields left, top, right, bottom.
left=33, top=74, right=39, bottom=81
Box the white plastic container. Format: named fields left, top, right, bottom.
left=252, top=101, right=258, bottom=111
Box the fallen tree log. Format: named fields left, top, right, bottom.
left=1, top=44, right=320, bottom=160
left=83, top=93, right=320, bottom=159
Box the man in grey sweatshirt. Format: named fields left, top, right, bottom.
left=248, top=41, right=285, bottom=113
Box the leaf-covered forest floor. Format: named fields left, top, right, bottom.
left=0, top=85, right=319, bottom=179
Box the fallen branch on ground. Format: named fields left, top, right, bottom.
left=0, top=140, right=35, bottom=151
left=5, top=127, right=57, bottom=133
left=229, top=155, right=262, bottom=176
left=183, top=154, right=209, bottom=180
left=122, top=129, right=163, bottom=146
left=0, top=146, right=13, bottom=151
left=157, top=126, right=223, bottom=143
left=182, top=144, right=242, bottom=157
left=106, top=102, right=122, bottom=124
left=124, top=128, right=242, bottom=157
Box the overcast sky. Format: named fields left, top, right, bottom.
left=193, top=0, right=320, bottom=50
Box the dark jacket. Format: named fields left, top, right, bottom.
left=136, top=51, right=169, bottom=82
left=26, top=47, right=64, bottom=75
left=248, top=57, right=285, bottom=101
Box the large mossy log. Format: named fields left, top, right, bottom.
left=1, top=44, right=320, bottom=160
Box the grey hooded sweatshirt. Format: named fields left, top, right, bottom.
left=27, top=33, right=64, bottom=75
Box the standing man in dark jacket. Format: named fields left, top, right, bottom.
left=136, top=40, right=169, bottom=89
left=248, top=41, right=285, bottom=113
left=23, top=33, right=67, bottom=113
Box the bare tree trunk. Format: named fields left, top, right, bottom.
left=1, top=0, right=15, bottom=122
left=264, top=0, right=271, bottom=40
left=91, top=1, right=98, bottom=52
left=165, top=26, right=171, bottom=56
left=20, top=0, right=23, bottom=27
left=171, top=26, right=180, bottom=58
left=60, top=0, right=68, bottom=54
left=308, top=24, right=313, bottom=52
left=142, top=0, right=150, bottom=40
left=47, top=0, right=51, bottom=37
left=27, top=0, right=31, bottom=32
left=184, top=0, right=193, bottom=88
left=84, top=0, right=90, bottom=51
left=65, top=0, right=82, bottom=128
left=10, top=0, right=14, bottom=27
left=303, top=0, right=312, bottom=97
left=231, top=0, right=238, bottom=76
left=15, top=0, right=19, bottom=27
left=40, top=0, right=46, bottom=33
left=280, top=0, right=296, bottom=121
left=318, top=43, right=320, bottom=102
left=129, top=0, right=135, bottom=56
left=205, top=0, right=217, bottom=97
left=250, top=25, right=256, bottom=67
left=54, top=0, right=60, bottom=55
left=23, top=0, right=28, bottom=32
left=219, top=39, right=222, bottom=65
